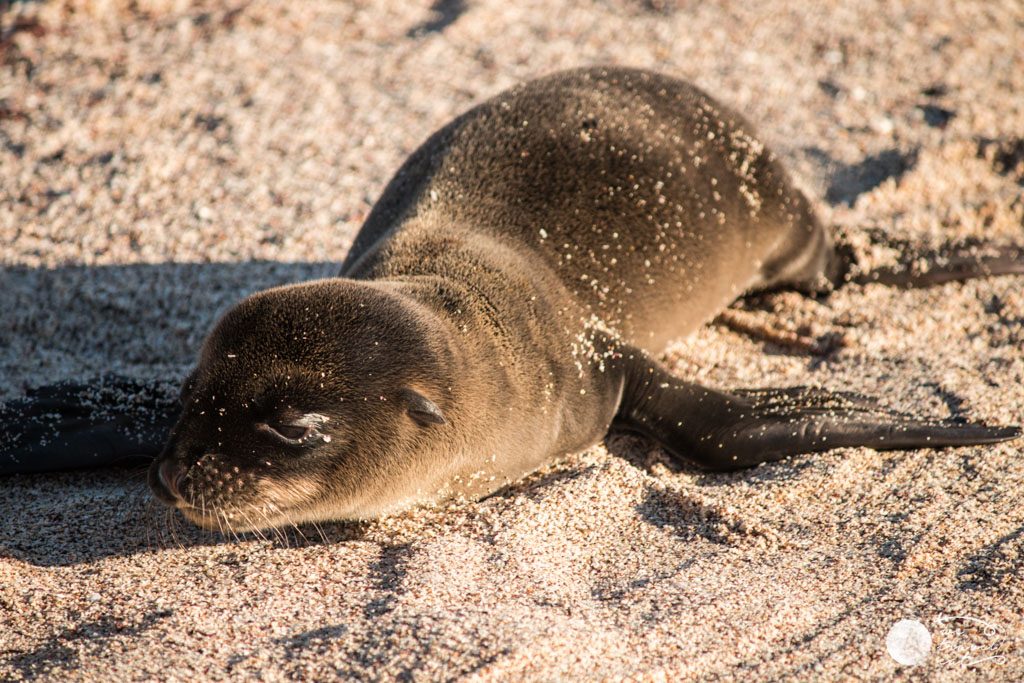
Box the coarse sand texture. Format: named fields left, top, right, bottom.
left=1, top=1, right=1023, bottom=680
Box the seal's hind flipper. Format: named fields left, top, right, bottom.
left=832, top=239, right=1024, bottom=290
left=614, top=353, right=1020, bottom=471
left=0, top=376, right=180, bottom=475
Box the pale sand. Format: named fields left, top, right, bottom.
left=1, top=0, right=1022, bottom=679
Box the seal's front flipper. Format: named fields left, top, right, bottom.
left=614, top=353, right=1020, bottom=471
left=0, top=376, right=180, bottom=475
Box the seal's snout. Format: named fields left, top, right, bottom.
left=149, top=458, right=187, bottom=504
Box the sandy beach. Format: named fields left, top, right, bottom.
left=1, top=0, right=1022, bottom=679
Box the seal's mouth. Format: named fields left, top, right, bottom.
left=176, top=504, right=279, bottom=533
left=147, top=460, right=257, bottom=530
left=147, top=455, right=334, bottom=531
left=148, top=470, right=304, bottom=533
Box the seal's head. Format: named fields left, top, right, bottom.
left=148, top=278, right=454, bottom=531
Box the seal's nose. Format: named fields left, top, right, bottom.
left=148, top=457, right=187, bottom=504
left=159, top=460, right=186, bottom=499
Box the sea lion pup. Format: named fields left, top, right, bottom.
left=2, top=67, right=1021, bottom=531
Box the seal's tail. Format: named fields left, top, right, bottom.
left=0, top=376, right=180, bottom=475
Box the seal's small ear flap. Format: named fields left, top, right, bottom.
left=402, top=388, right=446, bottom=426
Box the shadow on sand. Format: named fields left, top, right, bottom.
left=0, top=259, right=358, bottom=566
left=0, top=463, right=370, bottom=567
left=0, top=259, right=338, bottom=392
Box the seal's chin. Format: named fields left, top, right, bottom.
left=176, top=502, right=299, bottom=533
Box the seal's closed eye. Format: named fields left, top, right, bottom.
left=260, top=422, right=312, bottom=443
left=256, top=411, right=330, bottom=445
